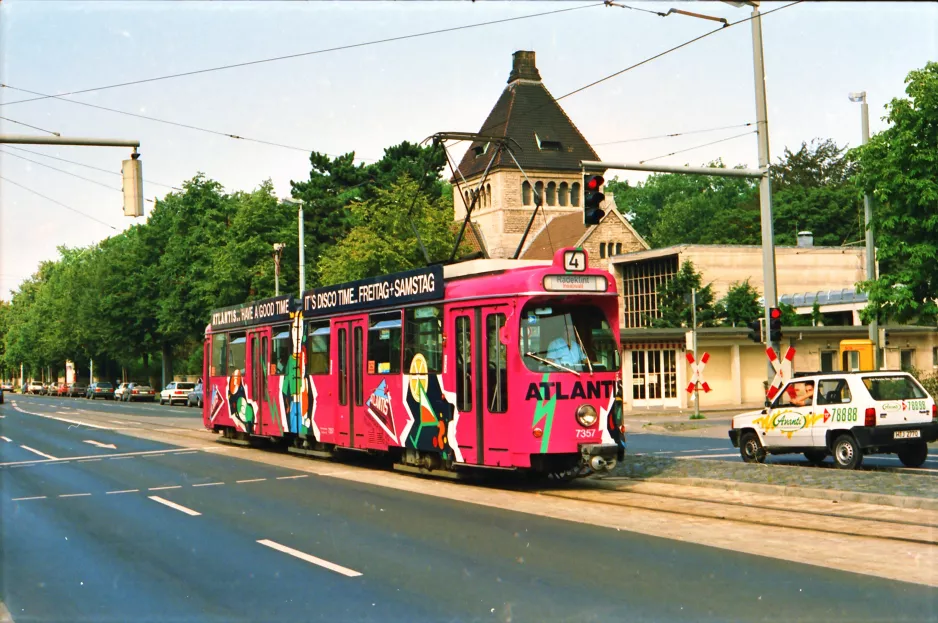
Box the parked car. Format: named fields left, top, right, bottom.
left=67, top=383, right=86, bottom=397
left=27, top=381, right=44, bottom=395
left=160, top=381, right=196, bottom=406
left=88, top=382, right=115, bottom=400
left=186, top=382, right=204, bottom=408
left=0, top=381, right=13, bottom=392
left=54, top=384, right=69, bottom=397
left=124, top=383, right=157, bottom=402
left=730, top=370, right=938, bottom=469
left=114, top=383, right=132, bottom=401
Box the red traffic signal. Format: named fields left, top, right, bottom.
left=586, top=175, right=604, bottom=191
left=770, top=307, right=782, bottom=320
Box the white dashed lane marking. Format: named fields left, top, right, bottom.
left=12, top=496, right=46, bottom=501
left=20, top=445, right=57, bottom=460
left=0, top=436, right=12, bottom=443
left=107, top=489, right=139, bottom=495
left=257, top=539, right=362, bottom=577
left=236, top=478, right=266, bottom=484
left=58, top=493, right=91, bottom=498
left=148, top=495, right=201, bottom=516
left=149, top=485, right=182, bottom=491
left=192, top=482, right=224, bottom=487
left=276, top=474, right=309, bottom=480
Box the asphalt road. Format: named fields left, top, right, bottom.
left=2, top=394, right=936, bottom=622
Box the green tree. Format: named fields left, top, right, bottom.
left=771, top=139, right=863, bottom=246
left=853, top=61, right=938, bottom=324
left=717, top=280, right=763, bottom=327
left=648, top=261, right=719, bottom=328
left=318, top=175, right=461, bottom=286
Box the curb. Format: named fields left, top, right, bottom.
left=592, top=476, right=938, bottom=511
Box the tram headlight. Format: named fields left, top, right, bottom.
left=576, top=404, right=598, bottom=427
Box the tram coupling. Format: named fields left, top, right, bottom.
left=580, top=443, right=619, bottom=473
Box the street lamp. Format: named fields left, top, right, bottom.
left=849, top=90, right=880, bottom=368
left=273, top=243, right=285, bottom=296
left=281, top=198, right=305, bottom=296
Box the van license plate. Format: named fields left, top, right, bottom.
left=894, top=430, right=921, bottom=439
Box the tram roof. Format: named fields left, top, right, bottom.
left=443, top=258, right=551, bottom=280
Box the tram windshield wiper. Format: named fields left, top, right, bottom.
left=524, top=352, right=581, bottom=377
left=572, top=325, right=593, bottom=376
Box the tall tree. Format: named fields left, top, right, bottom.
left=853, top=61, right=938, bottom=324
left=318, top=175, right=461, bottom=286
left=648, top=261, right=719, bottom=328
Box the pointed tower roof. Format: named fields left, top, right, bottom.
left=454, top=51, right=600, bottom=180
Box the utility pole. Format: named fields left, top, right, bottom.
left=850, top=91, right=880, bottom=369
left=692, top=288, right=700, bottom=420
left=281, top=199, right=305, bottom=295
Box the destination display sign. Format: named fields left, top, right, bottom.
left=210, top=295, right=295, bottom=330
left=543, top=274, right=608, bottom=292
left=303, top=265, right=444, bottom=317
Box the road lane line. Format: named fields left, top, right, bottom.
left=12, top=496, right=47, bottom=501
left=192, top=482, right=224, bottom=487
left=149, top=485, right=182, bottom=491
left=77, top=459, right=102, bottom=463
left=276, top=474, right=309, bottom=480
left=676, top=453, right=740, bottom=459
left=20, top=445, right=57, bottom=460
left=106, top=489, right=139, bottom=495
left=83, top=440, right=118, bottom=450
left=148, top=495, right=201, bottom=516
left=59, top=493, right=92, bottom=498
left=0, top=446, right=218, bottom=467
left=257, top=539, right=362, bottom=577
left=0, top=436, right=12, bottom=442
left=236, top=478, right=266, bottom=484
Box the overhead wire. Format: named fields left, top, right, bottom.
left=594, top=122, right=755, bottom=146
left=1, top=145, right=180, bottom=189
left=638, top=130, right=757, bottom=164
left=0, top=3, right=604, bottom=108
left=0, top=174, right=118, bottom=230
left=0, top=116, right=60, bottom=136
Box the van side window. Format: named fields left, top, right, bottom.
left=774, top=381, right=815, bottom=408
left=817, top=379, right=851, bottom=405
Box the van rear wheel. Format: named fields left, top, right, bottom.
left=832, top=434, right=863, bottom=470
left=897, top=441, right=928, bottom=468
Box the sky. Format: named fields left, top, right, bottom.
left=0, top=1, right=935, bottom=301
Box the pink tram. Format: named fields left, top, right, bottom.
left=202, top=247, right=625, bottom=478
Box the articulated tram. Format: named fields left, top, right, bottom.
left=202, top=247, right=625, bottom=478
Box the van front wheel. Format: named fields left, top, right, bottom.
left=740, top=431, right=766, bottom=464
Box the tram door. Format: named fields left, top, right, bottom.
left=451, top=306, right=511, bottom=467
left=246, top=327, right=272, bottom=436
left=334, top=319, right=367, bottom=448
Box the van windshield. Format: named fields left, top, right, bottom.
left=862, top=376, right=926, bottom=400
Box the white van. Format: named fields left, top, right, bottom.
left=729, top=371, right=937, bottom=469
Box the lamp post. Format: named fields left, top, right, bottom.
left=281, top=198, right=306, bottom=296
left=849, top=91, right=880, bottom=369
left=273, top=243, right=285, bottom=297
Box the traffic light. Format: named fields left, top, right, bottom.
left=747, top=318, right=763, bottom=343
left=583, top=175, right=605, bottom=225
left=769, top=307, right=783, bottom=342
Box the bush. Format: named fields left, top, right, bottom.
left=908, top=367, right=938, bottom=397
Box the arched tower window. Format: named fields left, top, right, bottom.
left=546, top=182, right=556, bottom=206
left=534, top=182, right=544, bottom=206
left=599, top=243, right=606, bottom=259
left=616, top=242, right=622, bottom=255
left=571, top=182, right=581, bottom=207
left=522, top=181, right=532, bottom=205
left=558, top=182, right=569, bottom=206
left=486, top=184, right=492, bottom=209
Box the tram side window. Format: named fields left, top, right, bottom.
left=306, top=321, right=331, bottom=375
left=404, top=306, right=443, bottom=374
left=338, top=328, right=348, bottom=405
left=455, top=316, right=472, bottom=412
left=211, top=333, right=228, bottom=377
left=228, top=333, right=247, bottom=376
left=368, top=312, right=402, bottom=374
left=486, top=314, right=508, bottom=413
left=271, top=325, right=291, bottom=375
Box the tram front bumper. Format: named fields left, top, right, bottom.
left=579, top=443, right=621, bottom=472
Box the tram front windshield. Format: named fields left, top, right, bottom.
left=520, top=302, right=619, bottom=373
